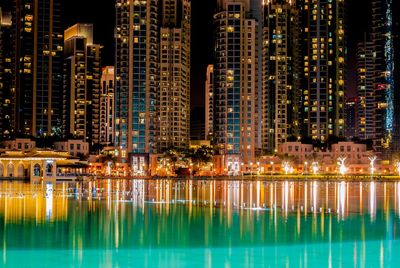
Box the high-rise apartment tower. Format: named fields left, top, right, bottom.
left=159, top=0, right=191, bottom=151
left=63, top=23, right=101, bottom=149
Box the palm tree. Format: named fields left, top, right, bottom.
left=186, top=146, right=214, bottom=172
left=160, top=146, right=181, bottom=172
left=101, top=154, right=117, bottom=165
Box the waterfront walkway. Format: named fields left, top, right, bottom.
left=92, top=174, right=400, bottom=182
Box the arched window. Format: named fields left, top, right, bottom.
left=46, top=163, right=53, bottom=174
left=17, top=164, right=24, bottom=177
left=34, top=164, right=41, bottom=177
left=0, top=164, right=3, bottom=177
left=7, top=164, right=14, bottom=177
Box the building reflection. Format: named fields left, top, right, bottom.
left=1, top=180, right=399, bottom=221
left=0, top=182, right=68, bottom=223
left=0, top=179, right=399, bottom=251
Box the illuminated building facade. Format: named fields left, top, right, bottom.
left=356, top=39, right=375, bottom=141
left=372, top=0, right=399, bottom=153
left=115, top=0, right=159, bottom=169
left=0, top=7, right=14, bottom=138
left=205, top=64, right=214, bottom=140
left=301, top=0, right=346, bottom=143
left=159, top=0, right=191, bottom=151
left=214, top=0, right=259, bottom=170
left=394, top=1, right=400, bottom=152
left=12, top=0, right=64, bottom=137
left=345, top=98, right=356, bottom=138
left=63, top=24, right=101, bottom=149
left=100, top=66, right=115, bottom=146
left=262, top=0, right=301, bottom=153
left=372, top=0, right=391, bottom=151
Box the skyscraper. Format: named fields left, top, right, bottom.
left=393, top=0, right=400, bottom=152
left=115, top=0, right=159, bottom=167
left=205, top=64, right=214, bottom=140
left=262, top=0, right=301, bottom=153
left=214, top=0, right=259, bottom=172
left=159, top=0, right=191, bottom=151
left=345, top=97, right=357, bottom=138
left=100, top=66, right=115, bottom=146
left=372, top=0, right=390, bottom=152
left=0, top=7, right=14, bottom=138
left=371, top=0, right=398, bottom=154
left=356, top=38, right=375, bottom=141
left=13, top=0, right=63, bottom=137
left=301, top=0, right=346, bottom=144
left=63, top=23, right=101, bottom=148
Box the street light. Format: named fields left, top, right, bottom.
left=283, top=161, right=292, bottom=175
left=311, top=161, right=319, bottom=175
left=338, top=156, right=347, bottom=176
left=368, top=156, right=377, bottom=175
left=395, top=161, right=400, bottom=177
left=270, top=161, right=274, bottom=176
left=107, top=162, right=112, bottom=176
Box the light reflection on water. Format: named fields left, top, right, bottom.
left=0, top=179, right=400, bottom=267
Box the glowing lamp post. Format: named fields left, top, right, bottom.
left=368, top=156, right=377, bottom=176
left=311, top=162, right=319, bottom=175
left=396, top=162, right=400, bottom=177
left=270, top=161, right=274, bottom=176
left=283, top=162, right=291, bottom=175
left=338, top=157, right=347, bottom=176
left=107, top=162, right=112, bottom=176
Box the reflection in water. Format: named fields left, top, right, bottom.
left=337, top=181, right=346, bottom=219
left=1, top=180, right=400, bottom=224
left=370, top=181, right=376, bottom=221
left=0, top=180, right=399, bottom=266
left=45, top=183, right=53, bottom=220
left=397, top=182, right=400, bottom=216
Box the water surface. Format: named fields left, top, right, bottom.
left=1, top=179, right=399, bottom=267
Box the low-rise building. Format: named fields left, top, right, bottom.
left=0, top=149, right=87, bottom=181
left=1, top=138, right=36, bottom=152
left=275, top=141, right=383, bottom=175
left=331, top=142, right=370, bottom=165
left=278, top=142, right=314, bottom=164
left=54, top=140, right=89, bottom=157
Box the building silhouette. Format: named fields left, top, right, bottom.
left=100, top=66, right=115, bottom=146
left=262, top=0, right=301, bottom=153
left=213, top=0, right=260, bottom=171
left=13, top=0, right=64, bottom=137
left=300, top=0, right=346, bottom=143
left=115, top=0, right=160, bottom=167
left=63, top=23, right=101, bottom=149
left=159, top=0, right=191, bottom=151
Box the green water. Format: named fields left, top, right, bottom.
left=0, top=180, right=400, bottom=267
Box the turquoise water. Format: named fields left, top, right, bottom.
left=1, top=180, right=400, bottom=267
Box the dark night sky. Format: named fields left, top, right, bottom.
left=61, top=0, right=368, bottom=108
